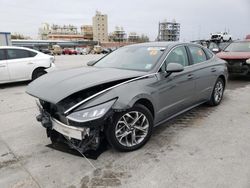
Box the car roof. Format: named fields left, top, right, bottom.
left=126, top=42, right=182, bottom=48
left=0, top=46, right=45, bottom=55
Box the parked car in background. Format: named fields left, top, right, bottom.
left=211, top=32, right=232, bottom=42
left=102, top=48, right=112, bottom=54
left=0, top=46, right=56, bottom=84
left=62, top=48, right=77, bottom=55
left=217, top=41, right=250, bottom=75
left=91, top=45, right=103, bottom=54
left=76, top=48, right=88, bottom=55
left=40, top=48, right=52, bottom=55
left=27, top=42, right=228, bottom=154
left=191, top=40, right=230, bottom=54
left=246, top=35, right=250, bottom=40
left=50, top=45, right=62, bottom=55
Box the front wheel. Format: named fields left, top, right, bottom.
left=106, top=104, right=153, bottom=152
left=208, top=78, right=225, bottom=106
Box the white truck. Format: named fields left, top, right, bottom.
left=210, top=32, right=232, bottom=42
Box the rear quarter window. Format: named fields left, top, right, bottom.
left=29, top=51, right=37, bottom=57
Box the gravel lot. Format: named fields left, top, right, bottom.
left=0, top=55, right=250, bottom=188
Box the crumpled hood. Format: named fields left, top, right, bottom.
left=216, top=52, right=250, bottom=60
left=26, top=67, right=145, bottom=104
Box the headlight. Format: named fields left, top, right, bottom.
left=67, top=99, right=116, bottom=123
left=246, top=59, right=250, bottom=65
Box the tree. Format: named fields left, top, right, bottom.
left=138, top=34, right=149, bottom=42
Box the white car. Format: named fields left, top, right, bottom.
left=0, top=46, right=56, bottom=84
left=210, top=32, right=232, bottom=42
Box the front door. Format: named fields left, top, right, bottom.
left=155, top=45, right=196, bottom=122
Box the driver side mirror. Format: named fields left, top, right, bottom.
left=166, top=63, right=184, bottom=73
left=87, top=60, right=96, bottom=66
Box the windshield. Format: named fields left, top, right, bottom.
left=94, top=46, right=166, bottom=71
left=224, top=42, right=250, bottom=52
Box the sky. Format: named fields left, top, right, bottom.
left=0, top=0, right=249, bottom=41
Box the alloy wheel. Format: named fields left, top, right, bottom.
left=214, top=81, right=224, bottom=103
left=115, top=111, right=149, bottom=147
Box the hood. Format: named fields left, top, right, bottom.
left=26, top=67, right=145, bottom=104
left=216, top=52, right=250, bottom=60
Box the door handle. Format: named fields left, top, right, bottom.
left=187, top=74, right=194, bottom=80
left=0, top=65, right=6, bottom=68
left=27, top=62, right=34, bottom=65
left=211, top=68, right=216, bottom=72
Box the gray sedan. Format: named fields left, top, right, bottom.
left=27, top=42, right=228, bottom=153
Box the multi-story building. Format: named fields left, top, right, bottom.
left=157, top=19, right=180, bottom=41
left=81, top=25, right=93, bottom=40
left=92, top=11, right=108, bottom=43
left=38, top=23, right=85, bottom=41
left=128, top=32, right=140, bottom=42
left=109, top=26, right=127, bottom=42
left=38, top=23, right=50, bottom=40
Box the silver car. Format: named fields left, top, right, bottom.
left=27, top=42, right=228, bottom=153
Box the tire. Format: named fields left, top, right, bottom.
left=48, top=129, right=60, bottom=144
left=208, top=78, right=225, bottom=106
left=106, top=104, right=154, bottom=152
left=32, top=69, right=46, bottom=80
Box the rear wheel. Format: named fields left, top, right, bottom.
left=32, top=69, right=46, bottom=80
left=208, top=78, right=225, bottom=106
left=106, top=104, right=153, bottom=152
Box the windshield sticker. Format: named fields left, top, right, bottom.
left=147, top=48, right=159, bottom=56
left=145, top=64, right=152, bottom=69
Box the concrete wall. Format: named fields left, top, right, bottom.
left=0, top=32, right=12, bottom=46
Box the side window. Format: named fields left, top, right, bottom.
left=7, top=49, right=31, bottom=60
left=160, top=46, right=189, bottom=72
left=204, top=48, right=214, bottom=59
left=165, top=46, right=189, bottom=66
left=189, top=46, right=207, bottom=64
left=0, top=50, right=6, bottom=60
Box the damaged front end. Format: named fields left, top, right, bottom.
left=36, top=98, right=115, bottom=154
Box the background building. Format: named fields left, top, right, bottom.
left=128, top=32, right=140, bottom=42
left=38, top=23, right=85, bottom=41
left=81, top=25, right=93, bottom=40
left=157, top=19, right=180, bottom=41
left=38, top=23, right=50, bottom=40
left=0, top=32, right=11, bottom=46
left=109, top=26, right=127, bottom=42
left=92, top=11, right=108, bottom=43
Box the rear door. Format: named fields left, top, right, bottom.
left=0, top=49, right=10, bottom=82
left=187, top=45, right=217, bottom=102
left=6, top=49, right=37, bottom=81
